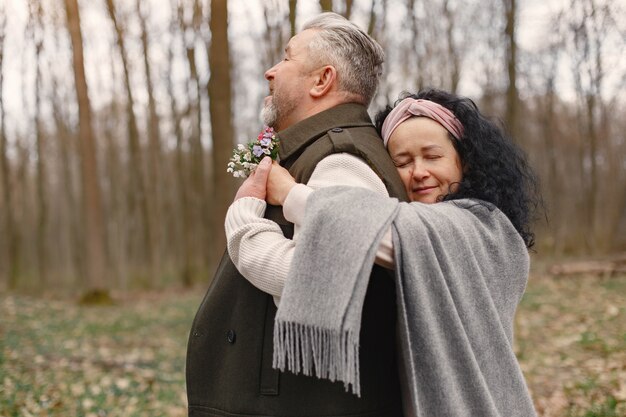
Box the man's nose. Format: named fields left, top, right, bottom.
left=264, top=63, right=278, bottom=80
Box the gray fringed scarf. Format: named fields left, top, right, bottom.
left=273, top=187, right=537, bottom=417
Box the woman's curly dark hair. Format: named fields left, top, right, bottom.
left=374, top=88, right=542, bottom=248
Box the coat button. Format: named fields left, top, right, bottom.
left=331, top=127, right=343, bottom=133
left=226, top=329, right=236, bottom=344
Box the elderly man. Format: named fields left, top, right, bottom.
left=186, top=13, right=407, bottom=417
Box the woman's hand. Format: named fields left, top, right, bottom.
left=266, top=161, right=297, bottom=206
left=233, top=157, right=272, bottom=201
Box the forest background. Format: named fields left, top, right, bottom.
left=1, top=1, right=625, bottom=416
left=0, top=0, right=624, bottom=295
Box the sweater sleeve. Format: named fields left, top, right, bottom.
left=283, top=155, right=395, bottom=269
left=225, top=153, right=390, bottom=305
left=225, top=197, right=292, bottom=301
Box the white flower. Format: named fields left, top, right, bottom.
left=227, top=127, right=279, bottom=178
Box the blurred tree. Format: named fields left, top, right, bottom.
left=566, top=0, right=612, bottom=252
left=208, top=0, right=235, bottom=269
left=320, top=0, right=333, bottom=12
left=504, top=0, right=519, bottom=138
left=367, top=0, right=377, bottom=35
left=169, top=0, right=194, bottom=286
left=102, top=57, right=126, bottom=288
left=48, top=6, right=85, bottom=285
left=63, top=0, right=108, bottom=298
left=406, top=0, right=425, bottom=91
left=49, top=46, right=85, bottom=283
left=443, top=0, right=460, bottom=93
left=537, top=31, right=564, bottom=253
left=179, top=0, right=214, bottom=276
left=105, top=0, right=155, bottom=281
left=28, top=0, right=48, bottom=285
left=0, top=4, right=20, bottom=289
left=289, top=0, right=297, bottom=37
left=137, top=0, right=164, bottom=270
left=344, top=0, right=353, bottom=18
left=262, top=1, right=288, bottom=72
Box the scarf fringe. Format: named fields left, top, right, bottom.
left=273, top=320, right=361, bottom=397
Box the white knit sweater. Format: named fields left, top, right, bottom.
left=224, top=153, right=395, bottom=305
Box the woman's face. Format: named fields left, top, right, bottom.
left=387, top=116, right=463, bottom=204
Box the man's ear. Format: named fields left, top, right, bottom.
left=309, top=65, right=337, bottom=98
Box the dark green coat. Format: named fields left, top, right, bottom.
left=187, top=103, right=409, bottom=417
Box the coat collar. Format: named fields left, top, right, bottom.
left=276, top=103, right=375, bottom=162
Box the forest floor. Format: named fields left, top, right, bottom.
left=1, top=268, right=625, bottom=416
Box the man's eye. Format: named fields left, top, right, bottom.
left=425, top=155, right=442, bottom=160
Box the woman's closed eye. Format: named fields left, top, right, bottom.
left=392, top=157, right=411, bottom=167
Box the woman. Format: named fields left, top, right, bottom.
left=226, top=88, right=540, bottom=416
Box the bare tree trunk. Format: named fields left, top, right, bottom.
left=545, top=89, right=561, bottom=248
left=105, top=0, right=155, bottom=282
left=102, top=67, right=126, bottom=289
left=137, top=0, right=164, bottom=270
left=367, top=0, right=380, bottom=36
left=208, top=0, right=235, bottom=267
left=167, top=5, right=194, bottom=286
left=262, top=2, right=287, bottom=73
left=344, top=0, right=353, bottom=19
left=504, top=0, right=519, bottom=138
left=608, top=116, right=626, bottom=250
left=443, top=0, right=460, bottom=94
left=182, top=0, right=213, bottom=274
left=539, top=42, right=564, bottom=253
left=63, top=0, right=108, bottom=298
left=50, top=74, right=85, bottom=285
left=407, top=0, right=425, bottom=91
left=29, top=0, right=48, bottom=286
left=320, top=0, right=332, bottom=12
left=0, top=6, right=20, bottom=289
left=48, top=6, right=84, bottom=285
left=289, top=0, right=297, bottom=37
left=568, top=0, right=607, bottom=252
left=585, top=93, right=599, bottom=249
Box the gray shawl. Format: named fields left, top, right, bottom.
left=273, top=187, right=537, bottom=417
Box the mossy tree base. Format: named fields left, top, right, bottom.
left=79, top=289, right=114, bottom=305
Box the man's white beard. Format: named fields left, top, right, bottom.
left=261, top=101, right=278, bottom=128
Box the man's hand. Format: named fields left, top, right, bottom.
left=266, top=161, right=297, bottom=206
left=234, top=157, right=272, bottom=201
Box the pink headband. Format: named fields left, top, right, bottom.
left=381, top=98, right=464, bottom=147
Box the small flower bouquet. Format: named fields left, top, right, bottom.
left=227, top=127, right=280, bottom=178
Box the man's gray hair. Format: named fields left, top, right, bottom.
left=302, top=12, right=384, bottom=107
